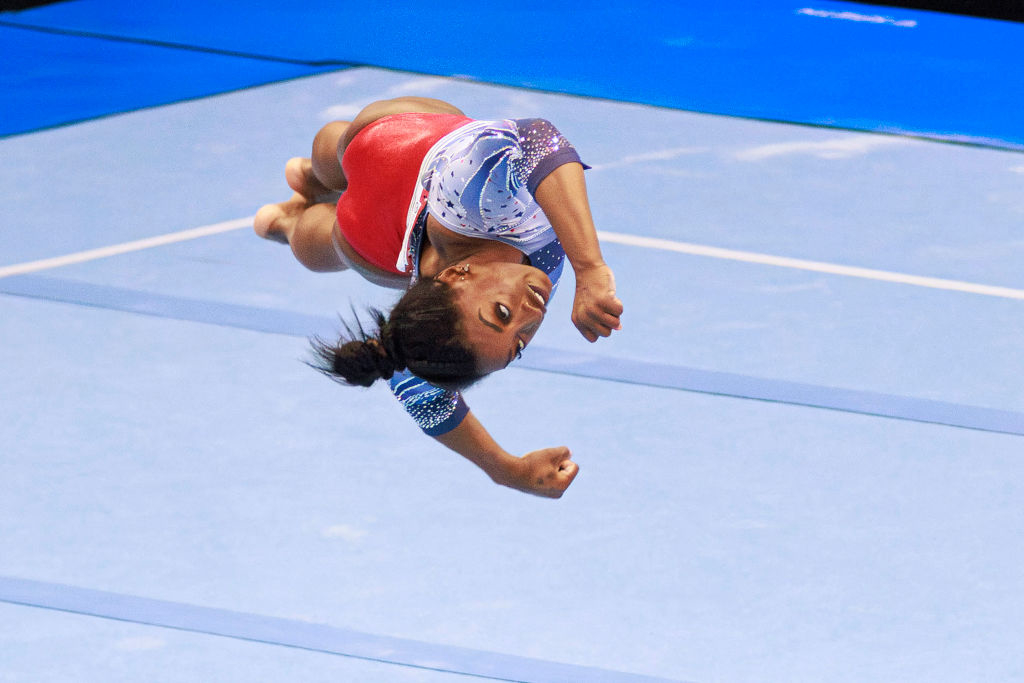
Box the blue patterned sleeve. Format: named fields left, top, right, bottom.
left=387, top=370, right=470, bottom=436
left=512, top=118, right=588, bottom=194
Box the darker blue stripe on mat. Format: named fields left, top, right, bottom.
left=0, top=274, right=332, bottom=337
left=523, top=347, right=1024, bottom=437
left=0, top=575, right=686, bottom=683
left=3, top=274, right=1022, bottom=437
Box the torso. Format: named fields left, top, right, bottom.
left=335, top=114, right=566, bottom=287
left=334, top=112, right=473, bottom=275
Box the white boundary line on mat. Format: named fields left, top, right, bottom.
left=2, top=216, right=1023, bottom=301
left=0, top=217, right=254, bottom=279
left=597, top=230, right=1024, bottom=301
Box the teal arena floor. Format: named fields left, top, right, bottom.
left=2, top=2, right=1024, bottom=681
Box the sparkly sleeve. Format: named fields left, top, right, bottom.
left=387, top=370, right=470, bottom=436
left=512, top=119, right=587, bottom=195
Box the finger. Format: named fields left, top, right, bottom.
left=544, top=445, right=570, bottom=459
left=548, top=447, right=572, bottom=464
left=559, top=460, right=579, bottom=487
left=580, top=319, right=615, bottom=339
left=573, top=317, right=600, bottom=342
left=538, top=474, right=576, bottom=498
left=588, top=288, right=622, bottom=311
left=586, top=309, right=621, bottom=330
left=601, top=297, right=625, bottom=317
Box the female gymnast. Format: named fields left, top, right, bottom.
left=254, top=96, right=623, bottom=498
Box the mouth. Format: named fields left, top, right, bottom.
left=527, top=283, right=549, bottom=312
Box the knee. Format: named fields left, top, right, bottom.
left=312, top=121, right=349, bottom=190
left=290, top=208, right=347, bottom=273
left=313, top=121, right=348, bottom=165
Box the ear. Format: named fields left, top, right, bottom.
left=434, top=264, right=467, bottom=284
left=432, top=264, right=460, bottom=282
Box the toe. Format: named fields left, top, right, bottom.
left=254, top=203, right=289, bottom=244
left=285, top=157, right=309, bottom=194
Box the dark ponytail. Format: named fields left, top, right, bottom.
left=308, top=278, right=483, bottom=390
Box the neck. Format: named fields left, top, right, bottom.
left=419, top=214, right=525, bottom=278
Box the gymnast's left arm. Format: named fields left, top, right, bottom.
left=387, top=371, right=577, bottom=498
left=432, top=411, right=579, bottom=499
left=533, top=162, right=624, bottom=342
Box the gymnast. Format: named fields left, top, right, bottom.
left=254, top=96, right=623, bottom=498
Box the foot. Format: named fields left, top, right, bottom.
left=254, top=192, right=308, bottom=244
left=285, top=157, right=341, bottom=202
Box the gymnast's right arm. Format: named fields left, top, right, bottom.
left=433, top=412, right=579, bottom=499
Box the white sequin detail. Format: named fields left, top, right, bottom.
left=390, top=372, right=460, bottom=431
left=420, top=119, right=559, bottom=252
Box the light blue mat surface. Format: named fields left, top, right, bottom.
left=2, top=7, right=1023, bottom=683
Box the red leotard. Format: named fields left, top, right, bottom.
left=335, top=113, right=472, bottom=274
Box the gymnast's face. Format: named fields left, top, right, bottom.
left=436, top=261, right=553, bottom=375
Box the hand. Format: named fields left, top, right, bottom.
left=572, top=264, right=623, bottom=342
left=511, top=447, right=579, bottom=498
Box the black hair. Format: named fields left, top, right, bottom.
left=308, top=277, right=483, bottom=391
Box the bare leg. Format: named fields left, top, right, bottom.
left=253, top=121, right=349, bottom=262
left=309, top=120, right=350, bottom=193
left=254, top=97, right=466, bottom=273
left=285, top=158, right=337, bottom=200
left=274, top=120, right=351, bottom=202
left=254, top=198, right=346, bottom=272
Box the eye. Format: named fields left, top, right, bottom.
left=495, top=303, right=511, bottom=322
left=515, top=338, right=525, bottom=359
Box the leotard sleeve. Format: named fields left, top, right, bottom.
left=388, top=370, right=470, bottom=436
left=511, top=118, right=587, bottom=194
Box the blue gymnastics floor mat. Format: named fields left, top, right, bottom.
left=0, top=21, right=341, bottom=137
left=3, top=0, right=1023, bottom=148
